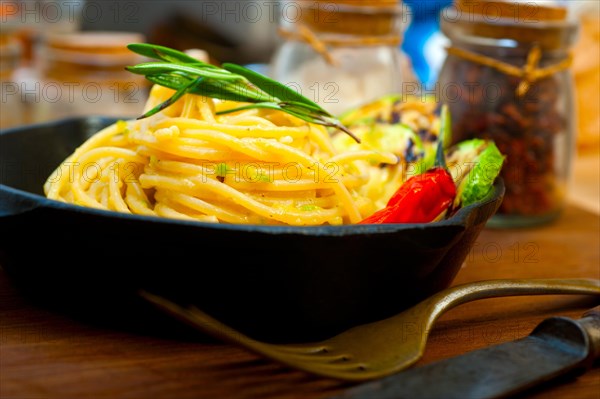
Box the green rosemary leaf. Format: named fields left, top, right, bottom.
left=145, top=74, right=194, bottom=90
left=147, top=73, right=272, bottom=104
left=216, top=102, right=283, bottom=115
left=127, top=63, right=237, bottom=80
left=128, top=43, right=215, bottom=67
left=216, top=102, right=337, bottom=127
left=316, top=116, right=362, bottom=143
left=222, top=63, right=323, bottom=110
left=188, top=81, right=251, bottom=102
left=278, top=108, right=320, bottom=124
left=217, top=102, right=360, bottom=143
left=278, top=101, right=332, bottom=117
left=216, top=102, right=336, bottom=132
left=138, top=78, right=204, bottom=119
left=126, top=43, right=358, bottom=142
left=190, top=80, right=273, bottom=103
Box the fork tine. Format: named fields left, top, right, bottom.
left=293, top=361, right=368, bottom=374
left=140, top=291, right=382, bottom=380
left=140, top=291, right=266, bottom=347
left=277, top=352, right=353, bottom=363
left=273, top=356, right=368, bottom=374
left=274, top=345, right=331, bottom=355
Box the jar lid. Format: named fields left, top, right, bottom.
left=42, top=31, right=146, bottom=67
left=289, top=0, right=402, bottom=37
left=442, top=0, right=579, bottom=50
left=456, top=0, right=567, bottom=22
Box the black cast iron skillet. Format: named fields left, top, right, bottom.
left=0, top=117, right=505, bottom=342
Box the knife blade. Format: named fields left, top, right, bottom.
left=329, top=306, right=600, bottom=399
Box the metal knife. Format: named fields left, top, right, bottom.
left=330, top=306, right=600, bottom=399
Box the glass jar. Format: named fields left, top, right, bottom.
left=437, top=0, right=579, bottom=228
left=34, top=31, right=150, bottom=123
left=270, top=0, right=405, bottom=116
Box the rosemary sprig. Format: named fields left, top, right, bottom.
left=126, top=43, right=359, bottom=142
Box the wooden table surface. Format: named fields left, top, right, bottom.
left=2, top=203, right=599, bottom=399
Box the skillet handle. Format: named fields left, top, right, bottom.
left=0, top=186, right=40, bottom=217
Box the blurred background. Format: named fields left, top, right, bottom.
left=79, top=0, right=280, bottom=66
left=1, top=1, right=598, bottom=211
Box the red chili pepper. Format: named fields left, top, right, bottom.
left=359, top=166, right=456, bottom=224
left=360, top=104, right=457, bottom=224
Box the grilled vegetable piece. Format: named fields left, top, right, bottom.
left=446, top=139, right=505, bottom=208
left=359, top=110, right=457, bottom=225
left=335, top=95, right=440, bottom=170
left=338, top=94, right=403, bottom=126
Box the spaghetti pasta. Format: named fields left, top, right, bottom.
left=44, top=85, right=403, bottom=226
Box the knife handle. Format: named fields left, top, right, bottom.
left=531, top=305, right=600, bottom=371
left=580, top=306, right=600, bottom=362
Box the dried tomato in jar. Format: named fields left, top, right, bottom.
left=437, top=0, right=579, bottom=227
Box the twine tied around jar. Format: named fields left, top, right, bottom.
left=277, top=24, right=402, bottom=67
left=446, top=44, right=573, bottom=97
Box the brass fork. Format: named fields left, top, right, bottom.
left=140, top=278, right=600, bottom=382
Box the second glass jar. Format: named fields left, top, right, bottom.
left=437, top=2, right=579, bottom=228
left=270, top=0, right=405, bottom=116
left=34, top=31, right=150, bottom=123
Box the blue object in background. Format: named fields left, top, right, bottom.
left=402, top=0, right=453, bottom=89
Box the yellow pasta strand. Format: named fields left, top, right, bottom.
left=44, top=87, right=400, bottom=225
